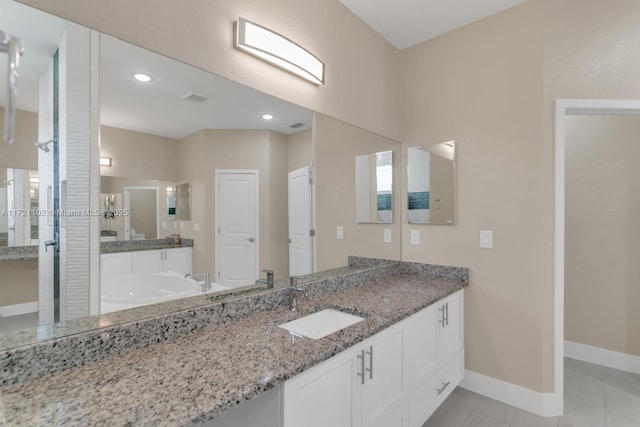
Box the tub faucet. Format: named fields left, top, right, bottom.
left=186, top=272, right=210, bottom=292
left=255, top=269, right=274, bottom=289
left=289, top=276, right=307, bottom=312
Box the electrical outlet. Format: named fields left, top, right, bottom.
left=337, top=226, right=344, bottom=240
left=384, top=229, right=391, bottom=243
left=162, top=222, right=166, bottom=229
left=194, top=223, right=200, bottom=231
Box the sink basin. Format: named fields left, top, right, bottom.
left=278, top=309, right=365, bottom=340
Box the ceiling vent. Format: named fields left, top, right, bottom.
left=182, top=92, right=208, bottom=103
left=289, top=122, right=305, bottom=129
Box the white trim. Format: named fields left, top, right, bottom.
left=565, top=341, right=640, bottom=376
left=0, top=301, right=38, bottom=317
left=460, top=369, right=562, bottom=417
left=554, top=98, right=640, bottom=417
left=214, top=169, right=260, bottom=285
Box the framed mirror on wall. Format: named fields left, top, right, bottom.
left=355, top=150, right=393, bottom=224
left=407, top=141, right=456, bottom=225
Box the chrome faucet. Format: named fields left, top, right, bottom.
left=255, top=269, right=274, bottom=289
left=185, top=272, right=210, bottom=292
left=289, top=276, right=307, bottom=312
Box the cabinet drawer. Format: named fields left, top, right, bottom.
left=409, top=349, right=464, bottom=427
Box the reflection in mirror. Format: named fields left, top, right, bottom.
left=355, top=150, right=393, bottom=224
left=166, top=186, right=176, bottom=220
left=407, top=141, right=456, bottom=225
left=176, top=183, right=190, bottom=221
left=0, top=168, right=38, bottom=246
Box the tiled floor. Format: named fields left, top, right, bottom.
left=0, top=312, right=38, bottom=337
left=424, top=358, right=640, bottom=427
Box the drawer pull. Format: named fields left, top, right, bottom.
left=436, top=381, right=451, bottom=395
left=365, top=345, right=373, bottom=380
left=357, top=349, right=366, bottom=385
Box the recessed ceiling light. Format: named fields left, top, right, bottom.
left=132, top=73, right=152, bottom=83
left=262, top=114, right=274, bottom=120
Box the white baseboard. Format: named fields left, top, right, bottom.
left=459, top=369, right=562, bottom=417
left=0, top=301, right=38, bottom=317
left=565, top=340, right=640, bottom=375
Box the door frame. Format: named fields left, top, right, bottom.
left=214, top=169, right=260, bottom=285
left=123, top=186, right=160, bottom=240
left=553, top=98, right=640, bottom=415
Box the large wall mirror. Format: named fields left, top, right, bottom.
left=407, top=142, right=456, bottom=225
left=0, top=0, right=401, bottom=345
left=355, top=150, right=393, bottom=224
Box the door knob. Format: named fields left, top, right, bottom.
left=246, top=237, right=255, bottom=242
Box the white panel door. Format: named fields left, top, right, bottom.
left=288, top=166, right=313, bottom=276
left=217, top=171, right=258, bottom=287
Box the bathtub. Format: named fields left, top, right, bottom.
left=100, top=271, right=230, bottom=314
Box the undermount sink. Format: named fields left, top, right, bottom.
left=278, top=309, right=365, bottom=340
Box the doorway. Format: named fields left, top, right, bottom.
left=554, top=99, right=640, bottom=414
left=215, top=170, right=259, bottom=288
left=288, top=166, right=314, bottom=276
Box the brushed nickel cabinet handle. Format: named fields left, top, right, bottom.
left=365, top=346, right=373, bottom=380
left=437, top=381, right=451, bottom=395
left=357, top=349, right=366, bottom=385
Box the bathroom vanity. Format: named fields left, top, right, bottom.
left=0, top=259, right=467, bottom=426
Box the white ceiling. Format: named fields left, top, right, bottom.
left=340, top=0, right=527, bottom=50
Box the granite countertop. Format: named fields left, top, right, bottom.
left=0, top=245, right=38, bottom=262
left=0, top=272, right=466, bottom=426
left=100, top=238, right=194, bottom=254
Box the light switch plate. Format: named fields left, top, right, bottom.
left=480, top=230, right=493, bottom=248
left=194, top=223, right=200, bottom=231
left=337, top=226, right=344, bottom=240
left=162, top=222, right=166, bottom=229
left=411, top=229, right=420, bottom=245
left=383, top=229, right=391, bottom=243
left=180, top=222, right=185, bottom=230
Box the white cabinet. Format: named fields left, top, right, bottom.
left=132, top=248, right=192, bottom=275
left=283, top=324, right=405, bottom=427
left=132, top=250, right=164, bottom=274
left=283, top=289, right=464, bottom=427
left=283, top=348, right=356, bottom=427
left=163, top=247, right=192, bottom=274
left=358, top=326, right=406, bottom=427
left=407, top=290, right=464, bottom=427
left=100, top=253, right=132, bottom=279
left=100, top=247, right=193, bottom=280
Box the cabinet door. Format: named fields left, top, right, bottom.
left=283, top=349, right=356, bottom=427
left=405, top=305, right=437, bottom=393
left=163, top=247, right=192, bottom=275
left=132, top=250, right=163, bottom=274
left=360, top=326, right=405, bottom=427
left=436, top=291, right=463, bottom=362
left=100, top=253, right=132, bottom=280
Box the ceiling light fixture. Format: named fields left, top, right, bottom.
left=132, top=73, right=152, bottom=83
left=234, top=17, right=325, bottom=85
left=262, top=114, right=274, bottom=120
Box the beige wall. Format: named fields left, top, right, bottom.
left=287, top=130, right=312, bottom=172
left=315, top=114, right=401, bottom=270
left=0, top=260, right=38, bottom=306
left=18, top=0, right=402, bottom=142
left=177, top=129, right=290, bottom=280
left=0, top=108, right=39, bottom=170
left=565, top=115, right=640, bottom=357
left=402, top=1, right=548, bottom=392
left=99, top=125, right=179, bottom=181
